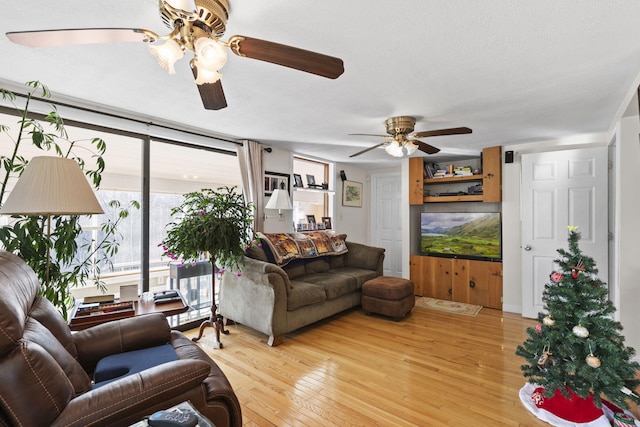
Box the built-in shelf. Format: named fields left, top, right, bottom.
left=424, top=175, right=482, bottom=184
left=293, top=187, right=335, bottom=195
left=423, top=194, right=484, bottom=203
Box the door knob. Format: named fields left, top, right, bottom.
left=524, top=245, right=532, bottom=251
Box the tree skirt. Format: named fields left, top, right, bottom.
left=519, top=383, right=639, bottom=427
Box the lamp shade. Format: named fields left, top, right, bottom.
left=265, top=189, right=292, bottom=211
left=0, top=156, right=104, bottom=216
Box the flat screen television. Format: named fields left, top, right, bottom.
left=420, top=212, right=501, bottom=261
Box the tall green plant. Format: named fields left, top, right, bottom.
left=160, top=186, right=255, bottom=271
left=0, top=81, right=138, bottom=317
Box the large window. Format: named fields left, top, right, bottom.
left=0, top=108, right=242, bottom=326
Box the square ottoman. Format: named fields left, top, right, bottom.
left=362, top=276, right=415, bottom=320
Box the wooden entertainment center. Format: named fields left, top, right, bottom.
left=409, top=146, right=503, bottom=310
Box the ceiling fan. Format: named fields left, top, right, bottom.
left=5, top=0, right=344, bottom=110
left=349, top=116, right=472, bottom=158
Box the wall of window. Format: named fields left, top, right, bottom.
left=0, top=107, right=242, bottom=326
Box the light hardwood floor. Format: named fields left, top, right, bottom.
left=184, top=304, right=638, bottom=426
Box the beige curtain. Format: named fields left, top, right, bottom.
left=238, top=140, right=264, bottom=232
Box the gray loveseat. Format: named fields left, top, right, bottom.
left=219, top=232, right=384, bottom=346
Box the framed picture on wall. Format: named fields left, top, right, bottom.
left=342, top=180, right=363, bottom=207
left=321, top=217, right=332, bottom=229
left=264, top=171, right=290, bottom=196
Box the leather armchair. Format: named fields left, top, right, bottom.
left=0, top=251, right=242, bottom=427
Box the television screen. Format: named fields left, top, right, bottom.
left=420, top=212, right=501, bottom=261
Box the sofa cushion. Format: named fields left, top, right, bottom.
left=30, top=296, right=79, bottom=358
left=282, top=259, right=307, bottom=280
left=299, top=273, right=358, bottom=300
left=328, top=254, right=346, bottom=269
left=244, top=242, right=270, bottom=263
left=93, top=344, right=178, bottom=388
left=329, top=267, right=379, bottom=287
left=287, top=282, right=327, bottom=310
left=305, top=258, right=330, bottom=274
left=0, top=341, right=75, bottom=427
left=23, top=318, right=92, bottom=394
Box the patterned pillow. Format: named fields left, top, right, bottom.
left=257, top=231, right=348, bottom=265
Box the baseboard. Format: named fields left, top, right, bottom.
left=502, top=304, right=523, bottom=315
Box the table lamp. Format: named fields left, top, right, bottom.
left=264, top=188, right=292, bottom=220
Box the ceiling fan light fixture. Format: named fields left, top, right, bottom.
left=385, top=140, right=404, bottom=157
left=148, top=38, right=184, bottom=74
left=194, top=37, right=227, bottom=70
left=405, top=141, right=419, bottom=155
left=194, top=65, right=223, bottom=84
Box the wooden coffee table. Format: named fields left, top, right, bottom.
left=68, top=291, right=189, bottom=331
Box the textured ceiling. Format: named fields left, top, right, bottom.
left=2, top=1, right=640, bottom=168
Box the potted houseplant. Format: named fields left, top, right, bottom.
left=0, top=81, right=138, bottom=317
left=160, top=186, right=255, bottom=348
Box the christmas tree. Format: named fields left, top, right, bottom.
left=516, top=226, right=640, bottom=410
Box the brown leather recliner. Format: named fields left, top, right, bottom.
left=0, top=251, right=242, bottom=427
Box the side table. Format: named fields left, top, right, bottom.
left=68, top=290, right=189, bottom=331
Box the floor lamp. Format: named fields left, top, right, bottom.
left=0, top=156, right=104, bottom=288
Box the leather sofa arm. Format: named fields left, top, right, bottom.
left=344, top=241, right=385, bottom=274
left=73, top=313, right=172, bottom=373
left=51, top=359, right=211, bottom=427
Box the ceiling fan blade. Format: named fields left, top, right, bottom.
left=6, top=28, right=158, bottom=48
left=348, top=133, right=390, bottom=138
left=412, top=127, right=472, bottom=138
left=413, top=140, right=441, bottom=155
left=192, top=67, right=227, bottom=110
left=228, top=35, right=344, bottom=79
left=349, top=143, right=386, bottom=158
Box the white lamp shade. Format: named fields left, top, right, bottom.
left=385, top=140, right=404, bottom=157
left=405, top=141, right=419, bottom=155
left=194, top=37, right=227, bottom=71
left=193, top=65, right=223, bottom=85
left=148, top=39, right=184, bottom=75
left=265, top=189, right=292, bottom=211
left=0, top=156, right=104, bottom=216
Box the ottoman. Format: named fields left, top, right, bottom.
left=362, top=276, right=415, bottom=320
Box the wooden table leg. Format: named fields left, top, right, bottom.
left=191, top=305, right=229, bottom=348
left=190, top=263, right=229, bottom=348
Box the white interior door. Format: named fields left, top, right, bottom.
left=371, top=173, right=402, bottom=277
left=521, top=147, right=607, bottom=318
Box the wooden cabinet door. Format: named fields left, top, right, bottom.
left=426, top=256, right=453, bottom=300
left=410, top=255, right=426, bottom=295
left=410, top=256, right=452, bottom=300
left=482, top=146, right=502, bottom=202
left=452, top=259, right=502, bottom=309
left=408, top=157, right=424, bottom=205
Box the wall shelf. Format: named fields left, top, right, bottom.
left=293, top=187, right=335, bottom=195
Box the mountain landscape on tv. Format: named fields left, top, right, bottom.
left=421, top=212, right=501, bottom=260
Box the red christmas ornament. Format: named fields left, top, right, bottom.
left=535, top=323, right=543, bottom=334
left=550, top=272, right=562, bottom=283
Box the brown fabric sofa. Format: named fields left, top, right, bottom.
left=219, top=238, right=385, bottom=346
left=0, top=250, right=242, bottom=427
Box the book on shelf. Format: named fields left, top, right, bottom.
left=423, top=162, right=439, bottom=179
